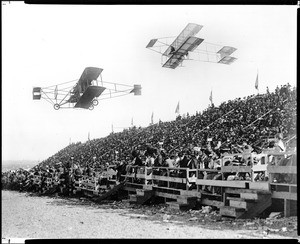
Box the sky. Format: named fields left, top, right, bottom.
left=2, top=3, right=297, bottom=162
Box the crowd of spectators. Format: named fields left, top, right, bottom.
left=3, top=84, right=296, bottom=192
left=37, top=83, right=296, bottom=170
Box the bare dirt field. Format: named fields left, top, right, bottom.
left=1, top=190, right=298, bottom=241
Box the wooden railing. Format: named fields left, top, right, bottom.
left=123, top=152, right=296, bottom=193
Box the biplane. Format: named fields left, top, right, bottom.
left=32, top=67, right=142, bottom=110
left=146, top=23, right=237, bottom=69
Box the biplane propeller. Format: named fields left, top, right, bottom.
left=32, top=67, right=141, bottom=110
left=146, top=23, right=237, bottom=69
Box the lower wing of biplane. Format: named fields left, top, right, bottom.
left=32, top=67, right=141, bottom=110
left=146, top=23, right=237, bottom=69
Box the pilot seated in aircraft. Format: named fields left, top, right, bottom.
left=169, top=46, right=175, bottom=55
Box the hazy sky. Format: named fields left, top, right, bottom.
left=2, top=3, right=297, bottom=162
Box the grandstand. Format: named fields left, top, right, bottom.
left=2, top=83, right=297, bottom=219
left=39, top=83, right=296, bottom=169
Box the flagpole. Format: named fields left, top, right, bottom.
left=257, top=69, right=259, bottom=95
left=255, top=69, right=259, bottom=95
left=175, top=101, right=180, bottom=118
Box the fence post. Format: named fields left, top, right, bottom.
left=186, top=168, right=189, bottom=191
left=167, top=168, right=170, bottom=188
left=144, top=166, right=147, bottom=186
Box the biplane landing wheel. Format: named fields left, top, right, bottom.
left=92, top=99, right=99, bottom=106
left=54, top=104, right=60, bottom=110
left=88, top=104, right=94, bottom=110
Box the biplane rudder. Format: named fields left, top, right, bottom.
left=32, top=87, right=42, bottom=100
left=131, top=84, right=142, bottom=95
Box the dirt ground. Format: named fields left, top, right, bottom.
left=1, top=190, right=298, bottom=241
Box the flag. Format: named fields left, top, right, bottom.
left=88, top=132, right=90, bottom=141
left=131, top=117, right=133, bottom=126
left=255, top=73, right=259, bottom=90
left=175, top=101, right=180, bottom=114
left=151, top=112, right=154, bottom=124
left=209, top=90, right=213, bottom=104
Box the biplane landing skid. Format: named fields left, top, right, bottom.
left=74, top=86, right=106, bottom=109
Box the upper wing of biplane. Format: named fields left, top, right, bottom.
left=162, top=23, right=203, bottom=57
left=33, top=67, right=141, bottom=110
left=146, top=23, right=237, bottom=68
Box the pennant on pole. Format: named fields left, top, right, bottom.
left=255, top=73, right=259, bottom=90
left=175, top=101, right=180, bottom=114
left=131, top=117, right=134, bottom=126
left=151, top=112, right=154, bottom=124
left=209, top=90, right=213, bottom=104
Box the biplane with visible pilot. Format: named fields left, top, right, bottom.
left=146, top=23, right=237, bottom=69
left=32, top=67, right=141, bottom=110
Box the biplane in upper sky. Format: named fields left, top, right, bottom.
left=32, top=67, right=141, bottom=110
left=146, top=23, right=237, bottom=69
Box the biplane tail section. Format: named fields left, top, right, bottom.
left=218, top=56, right=237, bottom=65
left=146, top=39, right=158, bottom=48
left=217, top=46, right=237, bottom=65
left=130, top=84, right=142, bottom=95
left=32, top=87, right=42, bottom=100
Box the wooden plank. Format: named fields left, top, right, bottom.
left=177, top=196, right=198, bottom=204
left=252, top=164, right=267, bottom=172
left=201, top=198, right=224, bottom=208
left=220, top=206, right=245, bottom=218
left=179, top=189, right=201, bottom=198
left=155, top=191, right=182, bottom=200
left=143, top=185, right=153, bottom=191
left=129, top=194, right=137, bottom=202
left=225, top=188, right=270, bottom=195
left=271, top=191, right=297, bottom=201
left=125, top=182, right=144, bottom=188
left=201, top=191, right=222, bottom=197
left=290, top=185, right=297, bottom=193
left=135, top=173, right=146, bottom=179
left=270, top=183, right=297, bottom=187
left=284, top=199, right=291, bottom=217
left=221, top=166, right=251, bottom=173
left=197, top=169, right=220, bottom=172
left=227, top=197, right=257, bottom=202
left=166, top=202, right=191, bottom=210
left=240, top=192, right=260, bottom=200
left=229, top=200, right=255, bottom=210
left=249, top=182, right=270, bottom=191
left=152, top=175, right=187, bottom=183
left=152, top=185, right=181, bottom=193
left=196, top=179, right=246, bottom=188
left=136, top=189, right=145, bottom=196
left=123, top=186, right=138, bottom=192
left=267, top=166, right=297, bottom=174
